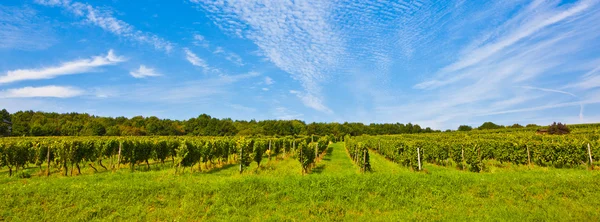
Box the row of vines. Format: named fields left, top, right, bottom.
left=344, top=135, right=371, bottom=172
left=350, top=132, right=599, bottom=172
left=0, top=135, right=333, bottom=177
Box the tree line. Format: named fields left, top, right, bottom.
left=0, top=109, right=437, bottom=137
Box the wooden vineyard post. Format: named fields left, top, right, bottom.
left=363, top=148, right=367, bottom=173
left=588, top=143, right=594, bottom=169
left=526, top=144, right=531, bottom=168
left=315, top=142, right=318, bottom=162
left=117, top=142, right=122, bottom=171
left=300, top=142, right=304, bottom=175
left=268, top=140, right=272, bottom=161
left=46, top=146, right=51, bottom=177
left=461, top=147, right=465, bottom=171
left=417, top=147, right=422, bottom=171
left=239, top=145, right=243, bottom=174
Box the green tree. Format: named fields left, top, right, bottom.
left=478, top=122, right=503, bottom=130
left=457, top=125, right=473, bottom=131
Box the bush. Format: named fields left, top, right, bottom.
left=548, top=122, right=570, bottom=135
left=478, top=122, right=503, bottom=130
left=16, top=171, right=31, bottom=178
left=457, top=125, right=472, bottom=131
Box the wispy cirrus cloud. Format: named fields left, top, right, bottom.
left=183, top=48, right=210, bottom=71
left=264, top=76, right=274, bottom=85
left=415, top=0, right=596, bottom=89
left=130, top=65, right=161, bottom=78
left=0, top=50, right=124, bottom=84
left=374, top=0, right=600, bottom=129
left=289, top=90, right=332, bottom=114
left=0, top=85, right=83, bottom=98
left=98, top=71, right=260, bottom=103
left=273, top=106, right=303, bottom=120
left=35, top=0, right=174, bottom=52
left=0, top=5, right=56, bottom=50
left=192, top=34, right=210, bottom=48
left=191, top=0, right=344, bottom=113
left=213, top=46, right=244, bottom=66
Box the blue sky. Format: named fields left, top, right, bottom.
left=1, top=0, right=600, bottom=130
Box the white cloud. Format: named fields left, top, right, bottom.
left=264, top=76, right=274, bottom=85
left=130, top=65, right=161, bottom=78
left=565, top=65, right=600, bottom=90
left=228, top=104, right=256, bottom=112
left=193, top=34, right=210, bottom=48
left=290, top=90, right=333, bottom=114
left=415, top=0, right=595, bottom=90
left=477, top=99, right=600, bottom=117
left=373, top=0, right=600, bottom=129
left=273, top=107, right=303, bottom=120
left=36, top=0, right=173, bottom=52
left=96, top=71, right=260, bottom=103
left=192, top=0, right=341, bottom=113
left=213, top=46, right=244, bottom=66
left=262, top=88, right=269, bottom=91
left=0, top=85, right=83, bottom=98
left=183, top=48, right=210, bottom=70
left=0, top=50, right=124, bottom=84
left=0, top=5, right=56, bottom=50
left=218, top=71, right=260, bottom=83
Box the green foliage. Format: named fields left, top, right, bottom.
left=351, top=127, right=599, bottom=171
left=4, top=110, right=440, bottom=137
left=252, top=140, right=264, bottom=167
left=548, top=122, right=570, bottom=135
left=509, top=123, right=524, bottom=128
left=344, top=136, right=372, bottom=172
left=478, top=122, right=503, bottom=130
left=237, top=138, right=252, bottom=172
left=457, top=125, right=473, bottom=131
left=296, top=141, right=315, bottom=174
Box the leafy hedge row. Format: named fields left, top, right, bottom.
left=354, top=132, right=600, bottom=172
left=0, top=136, right=321, bottom=176
left=344, top=135, right=371, bottom=172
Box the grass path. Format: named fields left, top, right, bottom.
left=312, top=142, right=359, bottom=176
left=2, top=142, right=600, bottom=220
left=368, top=149, right=411, bottom=174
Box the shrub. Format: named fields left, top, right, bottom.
left=548, top=122, right=570, bottom=135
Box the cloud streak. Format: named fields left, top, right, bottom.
left=0, top=50, right=124, bottom=84
left=0, top=5, right=56, bottom=50
left=191, top=0, right=343, bottom=113
left=184, top=48, right=210, bottom=71
left=130, top=65, right=161, bottom=78
left=374, top=0, right=600, bottom=129
left=36, top=0, right=174, bottom=52
left=0, top=85, right=84, bottom=98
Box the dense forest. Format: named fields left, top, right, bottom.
left=0, top=109, right=436, bottom=137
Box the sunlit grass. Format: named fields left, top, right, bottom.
left=1, top=143, right=599, bottom=221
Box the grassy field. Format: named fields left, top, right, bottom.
left=1, top=143, right=599, bottom=221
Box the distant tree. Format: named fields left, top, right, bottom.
left=0, top=109, right=10, bottom=136
left=547, top=122, right=570, bottom=135
left=2, top=109, right=444, bottom=137
left=82, top=121, right=106, bottom=136
left=0, top=109, right=10, bottom=121
left=478, top=122, right=503, bottom=130
left=445, top=129, right=452, bottom=133
left=105, top=126, right=121, bottom=136
left=457, top=125, right=473, bottom=131
left=526, top=124, right=539, bottom=128
left=509, top=123, right=524, bottom=128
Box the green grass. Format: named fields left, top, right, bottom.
left=1, top=143, right=599, bottom=221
